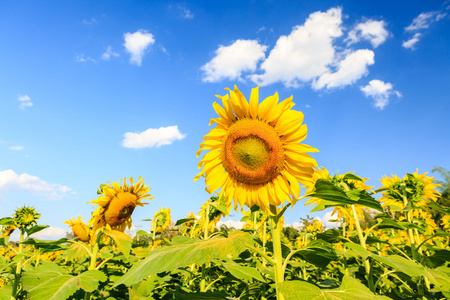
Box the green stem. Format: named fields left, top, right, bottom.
left=262, top=220, right=267, bottom=268
left=200, top=264, right=206, bottom=292
left=269, top=211, right=284, bottom=300
left=351, top=205, right=374, bottom=291
left=84, top=233, right=102, bottom=300
left=204, top=202, right=210, bottom=240
left=11, top=229, right=25, bottom=300
left=246, top=244, right=276, bottom=266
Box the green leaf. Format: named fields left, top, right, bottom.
left=21, top=238, right=69, bottom=252
left=278, top=275, right=391, bottom=299
left=25, top=225, right=49, bottom=236
left=426, top=201, right=450, bottom=215
left=295, top=240, right=337, bottom=268
left=316, top=229, right=346, bottom=243
left=22, top=262, right=106, bottom=300
left=0, top=286, right=13, bottom=300
left=135, top=230, right=149, bottom=237
left=342, top=174, right=363, bottom=182
left=175, top=291, right=228, bottom=299
left=64, top=243, right=89, bottom=261
left=371, top=255, right=426, bottom=277
left=222, top=260, right=265, bottom=282
left=114, top=231, right=252, bottom=287
left=0, top=217, right=14, bottom=226
left=344, top=242, right=371, bottom=259
left=175, top=218, right=196, bottom=226
left=103, top=229, right=132, bottom=259
left=425, top=267, right=450, bottom=292
left=422, top=250, right=450, bottom=268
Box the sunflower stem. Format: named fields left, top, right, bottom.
left=269, top=211, right=284, bottom=300
left=204, top=202, right=210, bottom=240
left=11, top=229, right=24, bottom=300
left=85, top=232, right=102, bottom=300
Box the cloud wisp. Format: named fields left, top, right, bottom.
left=360, top=79, right=402, bottom=109
left=9, top=146, right=24, bottom=151
left=403, top=10, right=447, bottom=49
left=0, top=169, right=74, bottom=200
left=123, top=29, right=155, bottom=66
left=18, top=94, right=33, bottom=109
left=122, top=125, right=186, bottom=149
left=101, top=46, right=120, bottom=60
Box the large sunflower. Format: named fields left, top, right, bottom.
left=380, top=170, right=440, bottom=209
left=64, top=216, right=91, bottom=243
left=151, top=207, right=172, bottom=233
left=89, top=177, right=152, bottom=232
left=195, top=86, right=318, bottom=213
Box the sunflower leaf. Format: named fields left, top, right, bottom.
left=278, top=275, right=391, bottom=299
left=113, top=231, right=252, bottom=287
left=103, top=229, right=132, bottom=259
left=25, top=225, right=50, bottom=236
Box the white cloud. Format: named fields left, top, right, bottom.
left=405, top=11, right=441, bottom=31
left=0, top=169, right=74, bottom=200
left=346, top=19, right=389, bottom=48
left=123, top=29, right=155, bottom=66
left=321, top=211, right=342, bottom=228
left=122, top=125, right=186, bottom=149
left=177, top=4, right=194, bottom=19
left=9, top=146, right=24, bottom=151
left=360, top=79, right=401, bottom=109
left=312, top=49, right=374, bottom=90
left=201, top=39, right=267, bottom=83
left=33, top=227, right=66, bottom=240
left=101, top=46, right=120, bottom=60
left=75, top=54, right=95, bottom=63
left=250, top=7, right=343, bottom=88
left=82, top=18, right=97, bottom=25
left=17, top=94, right=33, bottom=109
left=402, top=33, right=421, bottom=49
left=217, top=219, right=244, bottom=230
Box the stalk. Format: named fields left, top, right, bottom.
left=84, top=233, right=102, bottom=300
left=269, top=210, right=284, bottom=300
left=11, top=229, right=25, bottom=300
left=204, top=202, right=210, bottom=240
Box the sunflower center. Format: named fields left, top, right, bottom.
left=221, top=119, right=284, bottom=185
left=105, top=192, right=137, bottom=226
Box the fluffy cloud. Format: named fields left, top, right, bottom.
left=313, top=49, right=374, bottom=90
left=360, top=79, right=402, bottom=109
left=17, top=94, right=32, bottom=109
left=201, top=40, right=267, bottom=82
left=122, top=125, right=186, bottom=149
left=0, top=169, right=74, bottom=200
left=123, top=29, right=155, bottom=66
left=9, top=146, right=24, bottom=151
left=217, top=219, right=244, bottom=230
left=402, top=33, right=421, bottom=49
left=101, top=46, right=120, bottom=60
left=346, top=19, right=389, bottom=48
left=321, top=211, right=342, bottom=228
left=250, top=7, right=343, bottom=88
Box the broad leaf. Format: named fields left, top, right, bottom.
left=22, top=262, right=106, bottom=300
left=425, top=266, right=450, bottom=293
left=21, top=238, right=68, bottom=252
left=295, top=240, right=337, bottom=268
left=25, top=225, right=49, bottom=236
left=371, top=255, right=426, bottom=277
left=222, top=260, right=265, bottom=282
left=279, top=275, right=390, bottom=299
left=316, top=229, right=346, bottom=243
left=344, top=242, right=371, bottom=259
left=103, top=229, right=132, bottom=259
left=0, top=217, right=14, bottom=226
left=114, top=231, right=252, bottom=287
left=175, top=218, right=196, bottom=226
left=0, top=286, right=12, bottom=300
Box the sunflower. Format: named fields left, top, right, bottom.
left=380, top=170, right=441, bottom=209
left=195, top=86, right=318, bottom=213
left=151, top=207, right=171, bottom=233
left=89, top=177, right=152, bottom=232
left=64, top=217, right=91, bottom=243
left=305, top=167, right=373, bottom=225
left=0, top=225, right=16, bottom=238
left=14, top=206, right=40, bottom=229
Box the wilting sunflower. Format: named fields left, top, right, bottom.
left=89, top=177, right=152, bottom=232
left=64, top=217, right=91, bottom=243
left=195, top=86, right=318, bottom=213
left=380, top=170, right=440, bottom=209
left=151, top=207, right=171, bottom=233
left=305, top=167, right=373, bottom=226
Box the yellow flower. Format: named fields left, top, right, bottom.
left=89, top=177, right=152, bottom=232
left=0, top=225, right=16, bottom=238
left=195, top=86, right=318, bottom=213
left=151, top=207, right=171, bottom=233
left=442, top=215, right=450, bottom=231
left=64, top=217, right=91, bottom=243
left=305, top=167, right=372, bottom=225
left=380, top=170, right=441, bottom=209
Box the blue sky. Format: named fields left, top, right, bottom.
left=1, top=0, right=449, bottom=239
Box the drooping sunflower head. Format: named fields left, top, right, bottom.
left=195, top=86, right=318, bottom=213
left=305, top=168, right=373, bottom=224
left=14, top=206, right=40, bottom=229
left=89, top=177, right=153, bottom=232
left=64, top=216, right=91, bottom=242
left=151, top=207, right=171, bottom=233
left=0, top=225, right=16, bottom=238
left=380, top=170, right=441, bottom=210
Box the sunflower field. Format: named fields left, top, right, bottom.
left=1, top=86, right=450, bottom=300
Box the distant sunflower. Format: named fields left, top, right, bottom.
left=305, top=167, right=373, bottom=225
left=89, top=177, right=152, bottom=232
left=0, top=225, right=16, bottom=238
left=151, top=207, right=171, bottom=233
left=14, top=206, right=40, bottom=229
left=195, top=86, right=318, bottom=213
left=380, top=170, right=440, bottom=209
left=64, top=217, right=90, bottom=243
